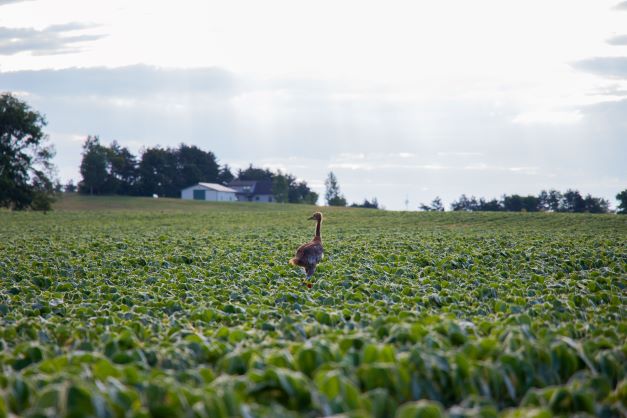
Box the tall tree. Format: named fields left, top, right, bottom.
left=419, top=196, right=444, bottom=211
left=217, top=164, right=235, bottom=185
left=546, top=190, right=563, bottom=212
left=0, top=93, right=56, bottom=210
left=272, top=171, right=290, bottom=203
left=351, top=198, right=379, bottom=209
left=79, top=137, right=138, bottom=195
left=561, top=189, right=586, bottom=213
left=177, top=144, right=219, bottom=188
left=324, top=171, right=347, bottom=206
left=237, top=164, right=273, bottom=181
left=78, top=136, right=108, bottom=195
left=107, top=141, right=138, bottom=195
left=136, top=146, right=179, bottom=197
left=583, top=194, right=609, bottom=214
left=291, top=180, right=318, bottom=205
left=478, top=198, right=501, bottom=211
left=451, top=194, right=479, bottom=211
left=64, top=180, right=77, bottom=193
left=617, top=189, right=627, bottom=214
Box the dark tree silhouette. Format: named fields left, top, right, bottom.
left=325, top=171, right=347, bottom=206
left=64, top=180, right=77, bottom=193
left=351, top=198, right=379, bottom=209
left=0, top=93, right=56, bottom=210
left=561, top=189, right=586, bottom=213
left=177, top=144, right=219, bottom=188
left=79, top=136, right=138, bottom=195
left=617, top=189, right=627, bottom=214
left=272, top=171, right=290, bottom=203
left=237, top=164, right=273, bottom=181
left=419, top=196, right=444, bottom=211
left=217, top=164, right=235, bottom=185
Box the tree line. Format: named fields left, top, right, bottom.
left=1, top=93, right=625, bottom=213
left=77, top=136, right=319, bottom=204
left=230, top=164, right=318, bottom=204
left=421, top=189, right=621, bottom=213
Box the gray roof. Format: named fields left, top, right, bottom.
left=228, top=180, right=273, bottom=195
left=185, top=183, right=237, bottom=193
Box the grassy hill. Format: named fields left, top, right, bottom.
left=0, top=195, right=625, bottom=417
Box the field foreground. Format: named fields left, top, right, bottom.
left=0, top=196, right=626, bottom=417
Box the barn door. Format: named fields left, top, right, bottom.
left=193, top=189, right=205, bottom=200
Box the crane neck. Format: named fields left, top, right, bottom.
left=314, top=219, right=321, bottom=240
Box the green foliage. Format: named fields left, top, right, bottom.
left=0, top=93, right=56, bottom=211
left=0, top=200, right=625, bottom=417
left=240, top=165, right=318, bottom=204
left=325, top=171, right=347, bottom=206
left=449, top=189, right=611, bottom=213
left=617, top=189, right=627, bottom=214
left=351, top=198, right=380, bottom=209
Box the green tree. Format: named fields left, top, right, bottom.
left=64, top=180, right=77, bottom=193
left=290, top=180, right=318, bottom=204
left=78, top=136, right=108, bottom=195
left=217, top=164, right=235, bottom=185
left=351, top=197, right=380, bottom=209
left=583, top=194, right=609, bottom=213
left=237, top=164, right=273, bottom=181
left=478, top=198, right=501, bottom=211
left=561, top=189, right=586, bottom=212
left=272, top=172, right=290, bottom=203
left=136, top=146, right=178, bottom=197
left=177, top=144, right=219, bottom=188
left=617, top=189, right=627, bottom=214
left=107, top=141, right=138, bottom=195
left=420, top=196, right=444, bottom=211
left=0, top=93, right=56, bottom=210
left=451, top=194, right=479, bottom=211
left=324, top=171, right=346, bottom=206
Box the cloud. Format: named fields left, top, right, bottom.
left=512, top=110, right=583, bottom=125
left=0, top=64, right=624, bottom=209
left=0, top=0, right=33, bottom=4
left=0, top=64, right=238, bottom=97
left=607, top=35, right=627, bottom=45
left=436, top=151, right=483, bottom=157
left=594, top=84, right=627, bottom=97
left=573, top=57, right=627, bottom=79
left=614, top=1, right=627, bottom=10
left=0, top=23, right=104, bottom=56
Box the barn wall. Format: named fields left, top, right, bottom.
left=181, top=188, right=196, bottom=200
left=181, top=187, right=236, bottom=201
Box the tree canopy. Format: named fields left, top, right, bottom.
left=325, top=171, right=347, bottom=206
left=616, top=189, right=627, bottom=214
left=0, top=93, right=56, bottom=211
left=236, top=165, right=318, bottom=204
left=77, top=140, right=318, bottom=204
left=447, top=189, right=610, bottom=213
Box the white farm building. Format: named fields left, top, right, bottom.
left=181, top=183, right=237, bottom=202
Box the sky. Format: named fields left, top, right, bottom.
left=1, top=0, right=626, bottom=210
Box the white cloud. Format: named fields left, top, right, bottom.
left=512, top=110, right=583, bottom=125
left=0, top=0, right=624, bottom=209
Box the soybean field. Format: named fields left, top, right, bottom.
left=0, top=195, right=625, bottom=418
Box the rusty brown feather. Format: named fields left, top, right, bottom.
left=289, top=212, right=324, bottom=283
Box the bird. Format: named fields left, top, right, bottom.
left=289, top=212, right=324, bottom=287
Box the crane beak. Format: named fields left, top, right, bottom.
left=307, top=215, right=315, bottom=220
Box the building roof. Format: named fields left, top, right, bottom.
left=183, top=182, right=237, bottom=193
left=228, top=180, right=273, bottom=195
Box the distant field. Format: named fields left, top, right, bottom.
left=0, top=195, right=625, bottom=417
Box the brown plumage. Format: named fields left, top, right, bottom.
left=289, top=212, right=324, bottom=284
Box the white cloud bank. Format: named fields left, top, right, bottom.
left=0, top=0, right=625, bottom=208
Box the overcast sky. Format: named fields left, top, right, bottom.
left=1, top=0, right=626, bottom=209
